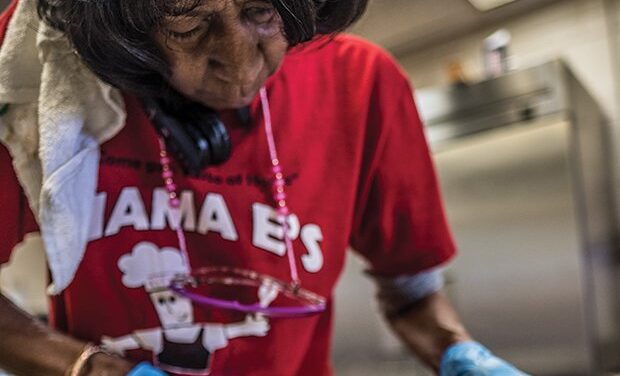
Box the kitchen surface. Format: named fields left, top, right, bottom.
left=2, top=0, right=620, bottom=375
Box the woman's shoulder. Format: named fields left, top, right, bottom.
left=322, top=33, right=386, bottom=55
left=290, top=34, right=397, bottom=65
left=282, top=33, right=409, bottom=86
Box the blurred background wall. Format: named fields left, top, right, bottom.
left=352, top=0, right=620, bottom=210
left=335, top=1, right=620, bottom=375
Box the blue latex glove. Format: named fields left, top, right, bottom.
left=440, top=341, right=529, bottom=376
left=127, top=362, right=168, bottom=376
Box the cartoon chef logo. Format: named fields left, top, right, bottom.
left=102, top=242, right=273, bottom=375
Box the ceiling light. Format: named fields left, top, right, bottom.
left=467, top=0, right=518, bottom=11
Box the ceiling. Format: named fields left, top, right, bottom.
left=351, top=0, right=564, bottom=56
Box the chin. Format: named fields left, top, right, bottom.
left=193, top=77, right=268, bottom=110
left=174, top=81, right=254, bottom=110
left=199, top=94, right=256, bottom=110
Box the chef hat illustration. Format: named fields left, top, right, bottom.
left=118, top=241, right=189, bottom=292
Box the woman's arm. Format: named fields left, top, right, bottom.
left=386, top=291, right=528, bottom=376
left=386, top=291, right=470, bottom=372
left=0, top=293, right=134, bottom=376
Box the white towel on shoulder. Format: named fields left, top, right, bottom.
left=0, top=0, right=126, bottom=294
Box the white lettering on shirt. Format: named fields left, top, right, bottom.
left=251, top=203, right=323, bottom=272
left=300, top=224, right=324, bottom=273
left=105, top=187, right=150, bottom=236
left=197, top=193, right=238, bottom=241
left=88, top=192, right=108, bottom=241
left=151, top=188, right=196, bottom=232
left=91, top=187, right=324, bottom=273
left=252, top=203, right=300, bottom=256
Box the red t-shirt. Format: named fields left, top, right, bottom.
left=0, top=3, right=455, bottom=375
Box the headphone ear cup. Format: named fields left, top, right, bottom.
left=182, top=119, right=213, bottom=171
left=202, top=114, right=231, bottom=165
left=144, top=98, right=231, bottom=176
left=188, top=107, right=231, bottom=166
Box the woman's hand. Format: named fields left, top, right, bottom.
left=0, top=293, right=165, bottom=376
left=84, top=353, right=135, bottom=376
left=440, top=341, right=529, bottom=376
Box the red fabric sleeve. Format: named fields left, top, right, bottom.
left=0, top=0, right=35, bottom=265
left=0, top=144, right=38, bottom=265
left=0, top=0, right=18, bottom=41
left=349, top=54, right=456, bottom=277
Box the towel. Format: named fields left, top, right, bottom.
left=0, top=0, right=127, bottom=294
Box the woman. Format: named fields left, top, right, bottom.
left=0, top=0, right=526, bottom=375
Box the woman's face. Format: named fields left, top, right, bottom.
left=154, top=0, right=288, bottom=110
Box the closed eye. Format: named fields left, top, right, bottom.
left=166, top=27, right=202, bottom=40
left=163, top=15, right=213, bottom=41
left=244, top=6, right=276, bottom=24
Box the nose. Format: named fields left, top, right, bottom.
left=206, top=17, right=262, bottom=85
left=208, top=57, right=262, bottom=85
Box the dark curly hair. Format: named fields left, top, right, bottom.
left=36, top=0, right=368, bottom=102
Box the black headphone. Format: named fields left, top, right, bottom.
left=143, top=97, right=233, bottom=176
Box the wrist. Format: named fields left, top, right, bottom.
left=441, top=338, right=475, bottom=354
left=64, top=344, right=100, bottom=376
left=65, top=344, right=133, bottom=376
left=87, top=352, right=134, bottom=376
left=431, top=325, right=472, bottom=361
left=442, top=341, right=486, bottom=359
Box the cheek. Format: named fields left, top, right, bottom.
left=152, top=34, right=203, bottom=94
left=262, top=34, right=288, bottom=73
left=168, top=56, right=208, bottom=95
